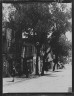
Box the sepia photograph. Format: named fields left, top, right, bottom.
left=2, top=1, right=72, bottom=93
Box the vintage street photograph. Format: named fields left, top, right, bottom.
left=2, top=2, right=72, bottom=93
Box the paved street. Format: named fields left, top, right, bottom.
left=3, top=64, right=72, bottom=93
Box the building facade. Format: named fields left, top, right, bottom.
left=21, top=42, right=37, bottom=75
left=2, top=28, right=12, bottom=77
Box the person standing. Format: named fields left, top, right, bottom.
left=53, top=54, right=59, bottom=71
left=53, top=54, right=56, bottom=71
left=47, top=51, right=53, bottom=70
left=12, top=61, right=16, bottom=82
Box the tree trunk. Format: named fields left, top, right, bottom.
left=15, top=38, right=22, bottom=76
left=24, top=58, right=28, bottom=78
left=36, top=47, right=40, bottom=75
left=41, top=49, right=51, bottom=75
left=55, top=54, right=59, bottom=69
left=53, top=54, right=58, bottom=71
left=41, top=57, right=45, bottom=75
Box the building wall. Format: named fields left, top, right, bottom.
left=21, top=43, right=37, bottom=75
left=2, top=28, right=12, bottom=77
left=2, top=54, right=10, bottom=77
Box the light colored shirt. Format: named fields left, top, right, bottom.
left=47, top=53, right=53, bottom=62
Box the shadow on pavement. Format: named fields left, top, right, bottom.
left=53, top=70, right=62, bottom=72
left=3, top=71, right=61, bottom=86
left=68, top=87, right=72, bottom=93
left=7, top=81, right=14, bottom=82
left=41, top=73, right=57, bottom=77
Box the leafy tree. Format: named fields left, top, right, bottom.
left=2, top=3, right=72, bottom=75
left=6, top=3, right=54, bottom=75
left=49, top=3, right=72, bottom=70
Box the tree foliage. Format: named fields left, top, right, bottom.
left=2, top=3, right=72, bottom=74
left=49, top=3, right=72, bottom=56
left=3, top=3, right=71, bottom=47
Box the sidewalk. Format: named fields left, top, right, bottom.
left=3, top=74, right=40, bottom=86
left=3, top=64, right=72, bottom=87
left=3, top=64, right=72, bottom=93
left=3, top=70, right=56, bottom=86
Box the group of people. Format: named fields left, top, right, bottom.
left=45, top=52, right=65, bottom=71
left=11, top=52, right=65, bottom=81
